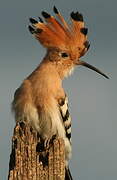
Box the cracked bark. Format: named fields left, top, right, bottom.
left=8, top=122, right=65, bottom=180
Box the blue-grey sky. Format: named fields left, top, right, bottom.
left=0, top=0, right=117, bottom=179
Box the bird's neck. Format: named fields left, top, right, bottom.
left=27, top=58, right=67, bottom=102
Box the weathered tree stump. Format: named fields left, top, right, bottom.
left=8, top=122, right=65, bottom=180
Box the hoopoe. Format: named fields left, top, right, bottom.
left=12, top=6, right=109, bottom=179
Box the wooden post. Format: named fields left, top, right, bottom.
left=8, top=122, right=65, bottom=180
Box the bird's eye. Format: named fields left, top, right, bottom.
left=61, top=52, right=69, bottom=58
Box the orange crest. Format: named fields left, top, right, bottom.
left=28, top=6, right=90, bottom=58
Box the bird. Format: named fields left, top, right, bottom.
left=12, top=6, right=109, bottom=180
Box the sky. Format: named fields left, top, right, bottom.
left=0, top=0, right=117, bottom=179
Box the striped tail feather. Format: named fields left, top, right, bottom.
left=65, top=166, right=73, bottom=180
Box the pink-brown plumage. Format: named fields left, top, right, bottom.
left=12, top=6, right=109, bottom=180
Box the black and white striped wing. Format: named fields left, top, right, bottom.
left=59, top=96, right=72, bottom=143
left=58, top=95, right=73, bottom=180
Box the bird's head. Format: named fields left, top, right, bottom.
left=28, top=6, right=109, bottom=79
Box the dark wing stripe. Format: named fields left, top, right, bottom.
left=65, top=123, right=71, bottom=130
left=66, top=126, right=71, bottom=141
left=66, top=132, right=71, bottom=139
left=63, top=110, right=69, bottom=122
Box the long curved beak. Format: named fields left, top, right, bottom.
left=76, top=61, right=109, bottom=79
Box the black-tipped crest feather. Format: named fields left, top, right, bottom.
left=71, top=11, right=83, bottom=21
left=38, top=17, right=43, bottom=23
left=53, top=6, right=59, bottom=14
left=42, top=11, right=51, bottom=18
left=28, top=25, right=35, bottom=34
left=29, top=18, right=38, bottom=24
left=81, top=28, right=88, bottom=35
